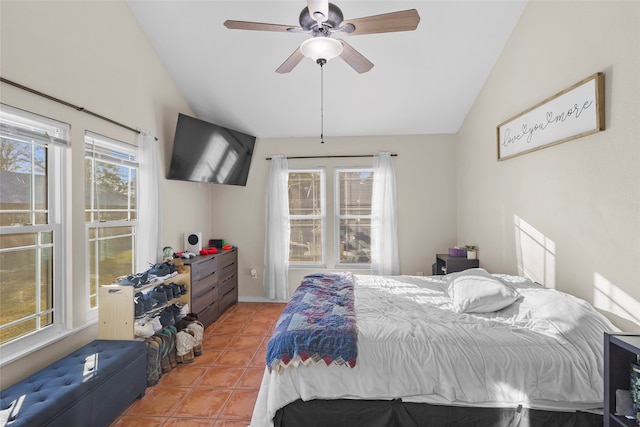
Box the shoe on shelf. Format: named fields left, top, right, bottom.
left=144, top=337, right=161, bottom=386
left=143, top=292, right=162, bottom=313
left=170, top=303, right=186, bottom=325
left=159, top=307, right=175, bottom=327
left=147, top=262, right=172, bottom=277
left=157, top=326, right=178, bottom=369
left=180, top=304, right=191, bottom=318
left=149, top=333, right=168, bottom=375
left=178, top=283, right=187, bottom=295
left=158, top=284, right=174, bottom=302
left=154, top=330, right=172, bottom=374
left=134, top=292, right=146, bottom=319
left=175, top=330, right=196, bottom=364
left=151, top=315, right=163, bottom=332
left=168, top=325, right=179, bottom=367
left=175, top=311, right=197, bottom=331
left=117, top=272, right=149, bottom=288
left=153, top=287, right=168, bottom=305
left=168, top=283, right=182, bottom=299
left=186, top=321, right=204, bottom=356
left=134, top=319, right=155, bottom=338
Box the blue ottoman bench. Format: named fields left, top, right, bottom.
left=0, top=339, right=146, bottom=427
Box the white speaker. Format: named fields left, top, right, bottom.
left=184, top=232, right=202, bottom=253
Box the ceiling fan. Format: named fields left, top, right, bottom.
left=224, top=0, right=420, bottom=74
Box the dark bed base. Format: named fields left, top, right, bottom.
left=273, top=399, right=603, bottom=427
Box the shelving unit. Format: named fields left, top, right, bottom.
left=98, top=261, right=190, bottom=340
left=98, top=249, right=238, bottom=339
left=604, top=333, right=640, bottom=427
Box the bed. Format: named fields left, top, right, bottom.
left=250, top=269, right=619, bottom=427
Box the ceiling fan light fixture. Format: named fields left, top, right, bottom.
left=300, top=37, right=343, bottom=62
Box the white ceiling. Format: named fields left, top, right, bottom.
left=126, top=1, right=527, bottom=139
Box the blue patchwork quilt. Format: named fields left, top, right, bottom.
left=266, top=272, right=358, bottom=371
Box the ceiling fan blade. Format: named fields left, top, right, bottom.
left=276, top=47, right=305, bottom=74
left=339, top=40, right=374, bottom=74
left=224, top=20, right=299, bottom=32
left=342, top=9, right=420, bottom=35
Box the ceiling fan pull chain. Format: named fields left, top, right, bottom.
left=319, top=58, right=326, bottom=143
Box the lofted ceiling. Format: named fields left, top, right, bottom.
left=126, top=1, right=527, bottom=139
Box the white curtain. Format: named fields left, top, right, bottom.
left=371, top=152, right=399, bottom=275
left=264, top=155, right=290, bottom=300
left=137, top=130, right=162, bottom=271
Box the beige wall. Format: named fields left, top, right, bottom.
left=209, top=134, right=457, bottom=298
left=0, top=0, right=202, bottom=387
left=456, top=0, right=640, bottom=331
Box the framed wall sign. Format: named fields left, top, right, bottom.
left=496, top=72, right=604, bottom=161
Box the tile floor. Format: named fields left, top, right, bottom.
left=110, top=302, right=286, bottom=427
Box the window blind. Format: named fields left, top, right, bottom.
left=0, top=103, right=70, bottom=147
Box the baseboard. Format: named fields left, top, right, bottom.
left=238, top=296, right=289, bottom=303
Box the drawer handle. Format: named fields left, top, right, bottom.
left=221, top=274, right=236, bottom=284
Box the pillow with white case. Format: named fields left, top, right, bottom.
left=446, top=268, right=520, bottom=313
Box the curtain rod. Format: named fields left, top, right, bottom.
left=1, top=77, right=158, bottom=141
left=266, top=154, right=397, bottom=160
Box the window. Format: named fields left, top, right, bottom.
left=85, top=132, right=138, bottom=310
left=288, top=169, right=325, bottom=265
left=336, top=168, right=374, bottom=266
left=286, top=167, right=375, bottom=268
left=0, top=104, right=69, bottom=346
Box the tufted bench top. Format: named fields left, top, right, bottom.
left=1, top=340, right=145, bottom=426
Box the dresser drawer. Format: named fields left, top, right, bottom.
left=220, top=275, right=236, bottom=298
left=196, top=300, right=219, bottom=328
left=221, top=262, right=236, bottom=282
left=192, top=280, right=218, bottom=312
left=220, top=288, right=237, bottom=315
left=190, top=256, right=219, bottom=281
left=191, top=269, right=217, bottom=294
left=218, top=250, right=236, bottom=268
left=220, top=276, right=237, bottom=304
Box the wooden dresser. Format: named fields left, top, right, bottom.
left=184, top=248, right=238, bottom=328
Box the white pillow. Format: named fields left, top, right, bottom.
left=447, top=268, right=520, bottom=313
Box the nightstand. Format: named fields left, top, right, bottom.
left=432, top=253, right=479, bottom=275
left=604, top=333, right=640, bottom=427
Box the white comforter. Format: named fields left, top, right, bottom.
left=250, top=274, right=618, bottom=427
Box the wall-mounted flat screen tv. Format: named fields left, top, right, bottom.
left=167, top=113, right=256, bottom=186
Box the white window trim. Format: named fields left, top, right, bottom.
left=84, top=132, right=138, bottom=318
left=334, top=167, right=373, bottom=270
left=0, top=104, right=70, bottom=363
left=288, top=167, right=327, bottom=269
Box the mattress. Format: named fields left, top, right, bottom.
left=250, top=272, right=619, bottom=427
